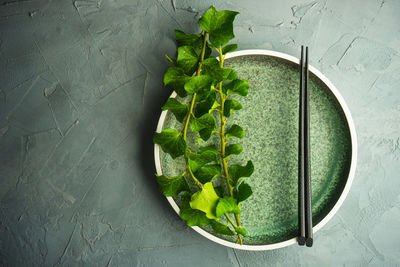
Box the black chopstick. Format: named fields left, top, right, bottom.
left=298, top=46, right=306, bottom=246
left=304, top=47, right=313, bottom=247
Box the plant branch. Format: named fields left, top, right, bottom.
left=187, top=165, right=203, bottom=189
left=224, top=214, right=237, bottom=228
left=183, top=95, right=196, bottom=140
left=157, top=7, right=251, bottom=246
left=181, top=32, right=209, bottom=139
left=196, top=32, right=208, bottom=75
left=217, top=46, right=243, bottom=245
left=180, top=32, right=209, bottom=188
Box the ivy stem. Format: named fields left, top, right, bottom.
left=180, top=32, right=209, bottom=188
left=183, top=94, right=196, bottom=141
left=181, top=32, right=208, bottom=140
left=187, top=165, right=203, bottom=189
left=217, top=46, right=243, bottom=245
left=224, top=214, right=237, bottom=228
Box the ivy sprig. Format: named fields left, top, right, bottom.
left=154, top=6, right=254, bottom=245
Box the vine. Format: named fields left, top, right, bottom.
left=154, top=6, right=254, bottom=244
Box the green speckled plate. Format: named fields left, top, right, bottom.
left=154, top=50, right=357, bottom=250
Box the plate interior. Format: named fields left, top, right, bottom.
left=159, top=54, right=352, bottom=245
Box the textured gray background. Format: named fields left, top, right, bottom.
left=0, top=0, right=399, bottom=266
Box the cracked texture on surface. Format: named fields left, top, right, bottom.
left=0, top=0, right=399, bottom=265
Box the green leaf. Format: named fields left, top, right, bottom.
left=175, top=30, right=202, bottom=53
left=175, top=30, right=201, bottom=45
left=162, top=98, right=188, bottom=123
left=190, top=113, right=216, bottom=133
left=236, top=182, right=253, bottom=203
left=156, top=174, right=189, bottom=197
left=194, top=164, right=221, bottom=183
left=194, top=91, right=216, bottom=117
left=198, top=144, right=219, bottom=155
left=225, top=144, right=243, bottom=158
left=153, top=128, right=187, bottom=159
left=188, top=150, right=218, bottom=172
left=190, top=182, right=220, bottom=220
left=174, top=30, right=211, bottom=58
left=229, top=160, right=254, bottom=186
left=201, top=58, right=221, bottom=78
left=202, top=58, right=237, bottom=82
left=199, top=128, right=213, bottom=141
left=198, top=6, right=239, bottom=47
left=163, top=67, right=191, bottom=97
left=215, top=197, right=241, bottom=218
left=195, top=86, right=215, bottom=102
left=223, top=99, right=242, bottom=117
left=210, top=221, right=235, bottom=236
left=176, top=46, right=199, bottom=75
left=225, top=69, right=237, bottom=80
left=222, top=44, right=238, bottom=54
left=184, top=74, right=212, bottom=94
left=223, top=79, right=249, bottom=96
left=225, top=124, right=245, bottom=139
left=235, top=226, right=247, bottom=237
left=180, top=207, right=210, bottom=226
left=180, top=193, right=210, bottom=226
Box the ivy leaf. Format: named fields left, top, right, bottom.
left=199, top=128, right=213, bottom=141
left=180, top=193, right=210, bottom=226
left=198, top=6, right=239, bottom=47
left=215, top=197, right=241, bottom=218
left=153, top=128, right=187, bottom=159
left=156, top=174, right=189, bottom=197
left=202, top=58, right=237, bottom=82
left=235, top=226, right=247, bottom=237
left=225, top=144, right=243, bottom=158
left=223, top=99, right=242, bottom=117
left=175, top=30, right=203, bottom=54
left=210, top=220, right=235, bottom=236
left=201, top=58, right=221, bottom=80
left=163, top=67, right=191, bottom=97
left=236, top=182, right=253, bottom=203
left=195, top=86, right=215, bottom=102
left=225, top=68, right=237, bottom=80
left=188, top=150, right=218, bottom=172
left=194, top=91, right=216, bottom=117
left=198, top=144, right=219, bottom=154
left=225, top=124, right=245, bottom=139
left=180, top=207, right=210, bottom=226
left=190, top=113, right=216, bottom=133
left=190, top=182, right=220, bottom=220
left=184, top=74, right=212, bottom=94
left=223, top=79, right=249, bottom=96
left=222, top=44, right=238, bottom=54
left=194, top=164, right=221, bottom=183
left=176, top=46, right=199, bottom=75
left=229, top=160, right=254, bottom=187
left=162, top=98, right=188, bottom=123
left=175, top=30, right=212, bottom=59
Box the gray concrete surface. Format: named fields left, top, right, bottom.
left=0, top=0, right=399, bottom=266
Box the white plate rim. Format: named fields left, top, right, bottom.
left=153, top=49, right=358, bottom=251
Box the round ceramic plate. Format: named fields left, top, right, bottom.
left=154, top=50, right=357, bottom=250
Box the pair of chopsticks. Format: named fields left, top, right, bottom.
left=298, top=46, right=313, bottom=247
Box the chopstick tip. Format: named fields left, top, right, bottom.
left=297, top=236, right=306, bottom=246
left=306, top=237, right=313, bottom=247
